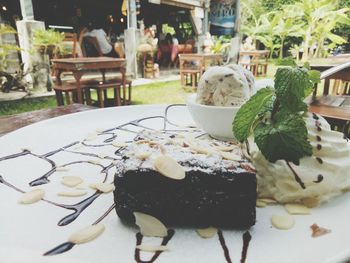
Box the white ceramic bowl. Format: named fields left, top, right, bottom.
left=186, top=94, right=240, bottom=141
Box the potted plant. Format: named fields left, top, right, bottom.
left=0, top=24, right=30, bottom=93
left=32, top=29, right=65, bottom=58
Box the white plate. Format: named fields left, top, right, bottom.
left=0, top=105, right=349, bottom=263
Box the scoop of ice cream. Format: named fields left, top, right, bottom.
left=196, top=64, right=254, bottom=106
left=251, top=113, right=350, bottom=206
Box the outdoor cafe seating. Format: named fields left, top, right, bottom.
left=238, top=50, right=269, bottom=77
left=51, top=33, right=132, bottom=108
left=178, top=53, right=223, bottom=89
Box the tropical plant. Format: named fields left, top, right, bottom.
left=32, top=29, right=65, bottom=57
left=211, top=36, right=231, bottom=54
left=285, top=0, right=350, bottom=60
left=254, top=12, right=281, bottom=58
left=272, top=11, right=304, bottom=58
left=0, top=24, right=20, bottom=71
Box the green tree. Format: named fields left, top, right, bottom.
left=254, top=12, right=281, bottom=58
left=261, top=0, right=298, bottom=11
left=273, top=11, right=304, bottom=58
left=285, top=0, right=350, bottom=60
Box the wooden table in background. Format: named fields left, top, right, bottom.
left=0, top=104, right=96, bottom=137
left=308, top=95, right=350, bottom=137
left=51, top=57, right=127, bottom=105
left=310, top=60, right=350, bottom=95
left=239, top=50, right=269, bottom=76
left=179, top=53, right=223, bottom=88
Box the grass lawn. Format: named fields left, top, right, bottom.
left=0, top=80, right=194, bottom=117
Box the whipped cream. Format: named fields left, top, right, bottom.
left=251, top=113, right=350, bottom=206
left=196, top=64, right=254, bottom=106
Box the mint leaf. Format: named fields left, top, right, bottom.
left=233, top=88, right=275, bottom=142
left=274, top=67, right=309, bottom=113
left=254, top=114, right=312, bottom=164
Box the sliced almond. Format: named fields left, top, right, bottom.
left=149, top=141, right=159, bottom=146
left=221, top=152, right=241, bottom=161
left=61, top=176, right=83, bottom=188
left=214, top=145, right=236, bottom=152
left=310, top=223, right=331, bottom=238
left=85, top=133, right=98, bottom=141
left=134, top=212, right=168, bottom=237
left=136, top=140, right=150, bottom=144
left=271, top=214, right=295, bottom=230
left=18, top=189, right=45, bottom=204
left=68, top=224, right=105, bottom=244
left=135, top=152, right=152, bottom=160
left=154, top=155, right=185, bottom=180
left=196, top=227, right=218, bottom=239
left=302, top=197, right=319, bottom=208
left=284, top=203, right=310, bottom=215
left=112, top=141, right=127, bottom=147
left=58, top=190, right=87, bottom=197
left=189, top=144, right=213, bottom=155
left=256, top=200, right=267, bottom=208
left=136, top=245, right=169, bottom=252
left=90, top=183, right=115, bottom=193
left=259, top=198, right=277, bottom=204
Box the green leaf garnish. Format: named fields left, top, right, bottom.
left=232, top=88, right=275, bottom=142
left=274, top=67, right=309, bottom=113
left=232, top=65, right=319, bottom=164
left=254, top=114, right=312, bottom=164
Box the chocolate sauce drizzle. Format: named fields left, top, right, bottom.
left=286, top=161, right=306, bottom=189
left=134, top=229, right=175, bottom=263
left=241, top=231, right=252, bottom=263
left=313, top=174, right=324, bottom=183
left=0, top=105, right=251, bottom=261
left=218, top=230, right=232, bottom=263
left=43, top=203, right=117, bottom=256
left=218, top=230, right=252, bottom=263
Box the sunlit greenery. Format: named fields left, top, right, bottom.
left=241, top=0, right=350, bottom=60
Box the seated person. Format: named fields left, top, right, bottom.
left=82, top=21, right=119, bottom=57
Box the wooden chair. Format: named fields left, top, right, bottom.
left=107, top=77, right=133, bottom=105
left=82, top=36, right=103, bottom=57
left=310, top=61, right=350, bottom=137
left=61, top=33, right=83, bottom=58
left=94, top=77, right=132, bottom=105
left=316, top=61, right=350, bottom=95
left=53, top=83, right=92, bottom=106
left=256, top=51, right=269, bottom=77
left=87, top=82, right=121, bottom=108
left=239, top=56, right=258, bottom=76
left=179, top=54, right=204, bottom=89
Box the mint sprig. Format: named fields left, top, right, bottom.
left=232, top=66, right=320, bottom=165
left=232, top=88, right=275, bottom=142
left=254, top=114, right=312, bottom=164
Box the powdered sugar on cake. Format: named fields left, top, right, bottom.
left=115, top=130, right=253, bottom=175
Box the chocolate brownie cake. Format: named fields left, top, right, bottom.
left=114, top=131, right=256, bottom=228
